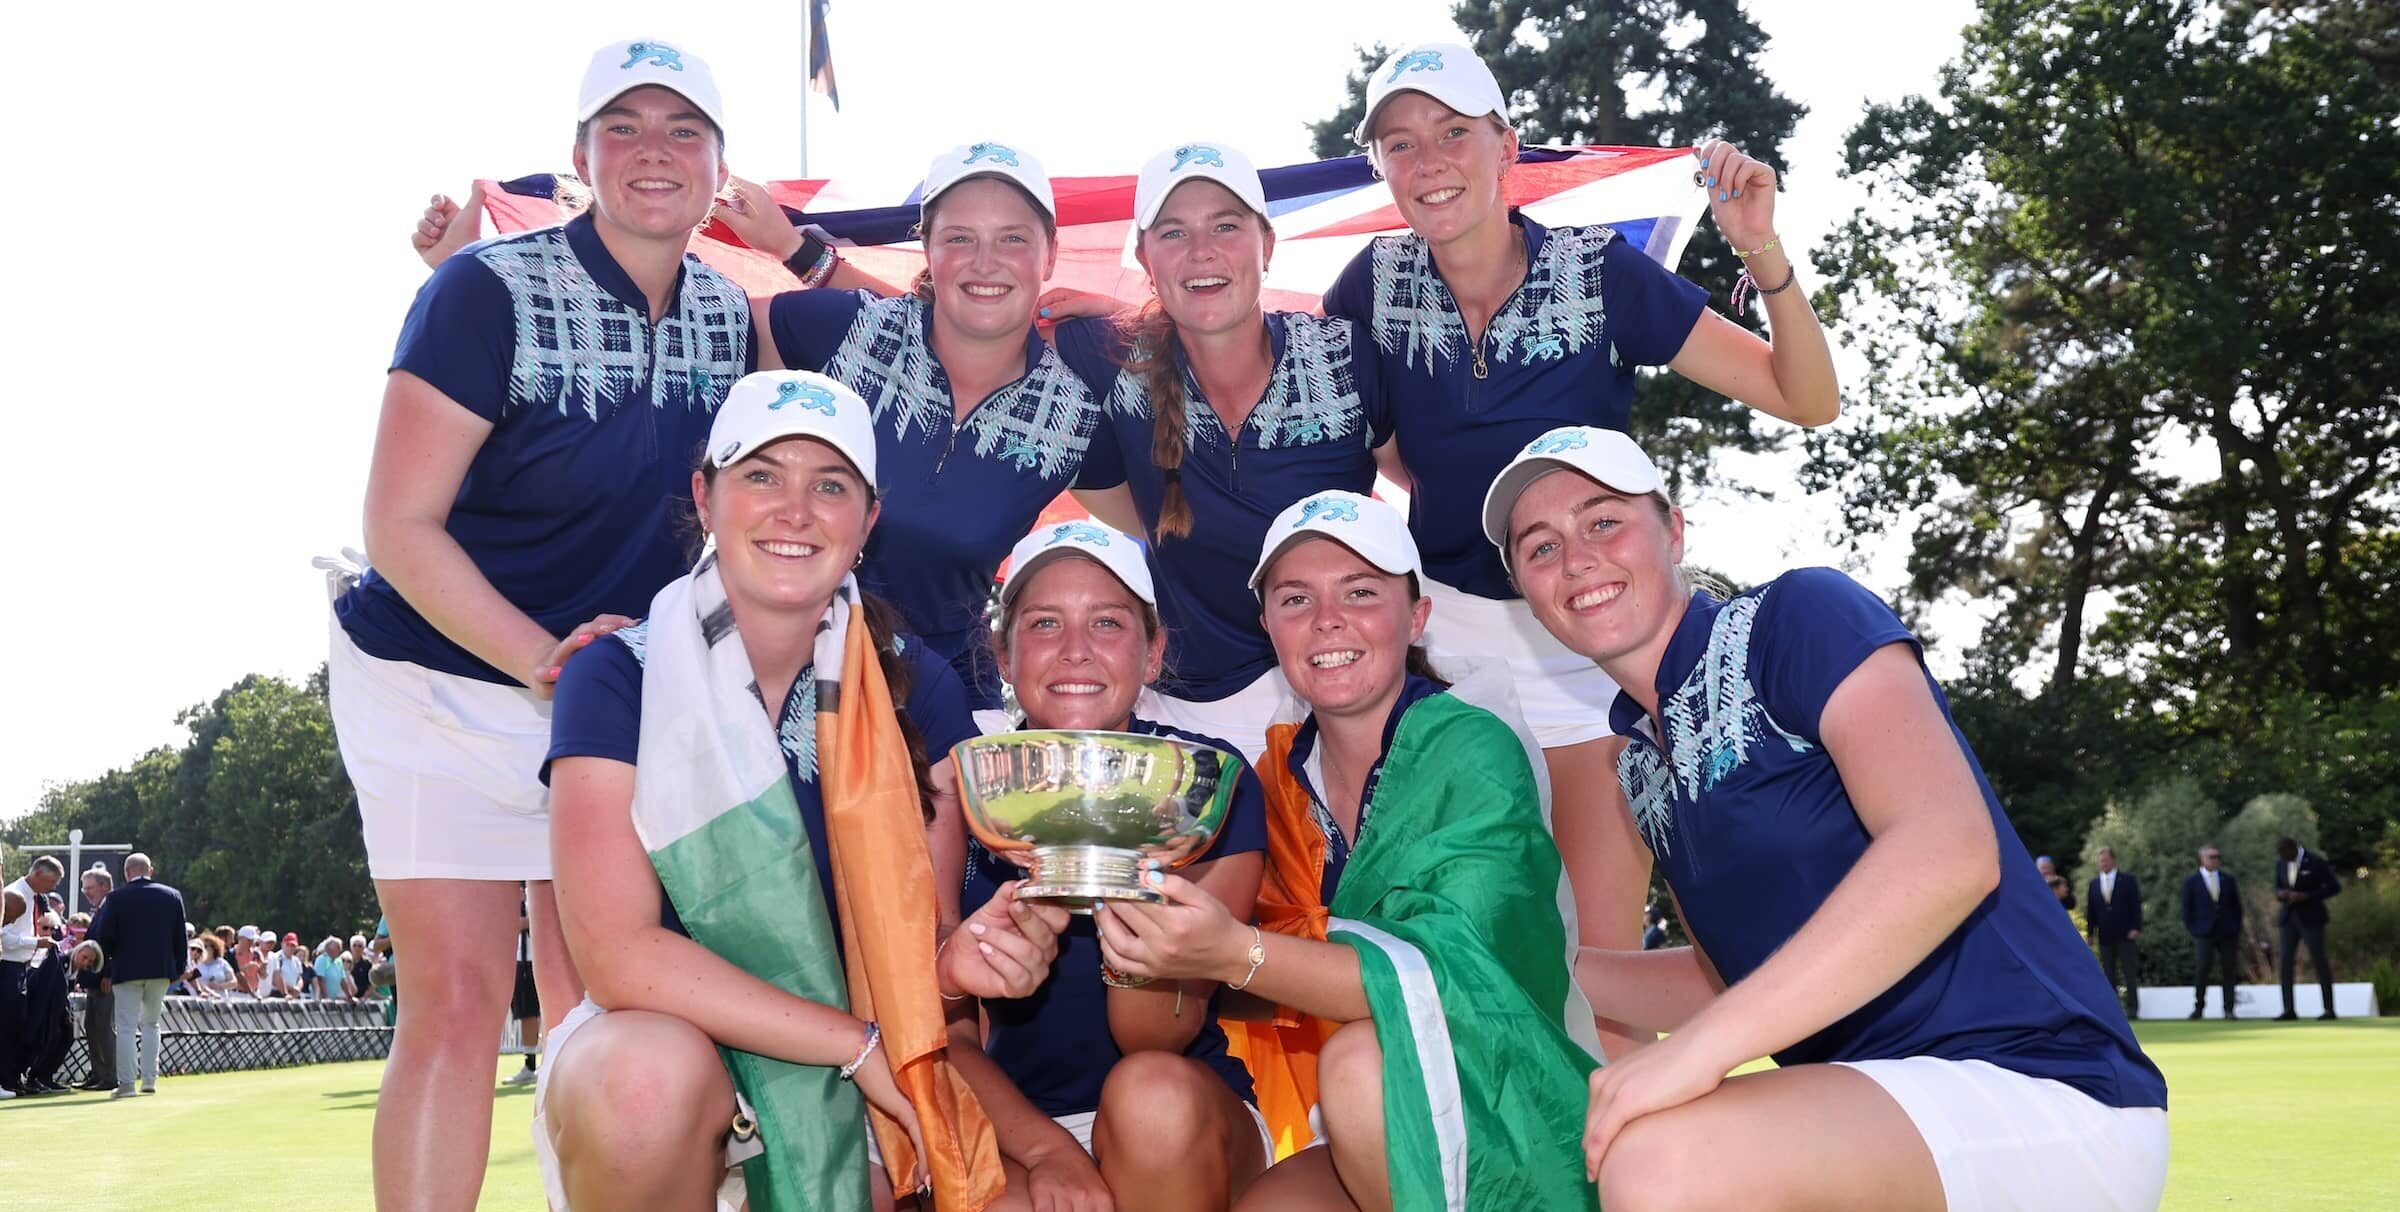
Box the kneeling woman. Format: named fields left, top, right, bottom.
left=1102, top=490, right=1600, bottom=1212
left=951, top=520, right=1272, bottom=1212
left=540, top=371, right=1070, bottom=1212
left=1486, top=426, right=2169, bottom=1212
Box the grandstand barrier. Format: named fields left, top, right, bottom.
left=56, top=993, right=394, bottom=1085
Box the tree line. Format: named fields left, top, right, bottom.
left=4, top=670, right=374, bottom=935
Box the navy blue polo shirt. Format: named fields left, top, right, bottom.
left=960, top=717, right=1266, bottom=1117
left=1612, top=568, right=2167, bottom=1109
left=336, top=213, right=753, bottom=684
left=544, top=620, right=979, bottom=933
left=769, top=291, right=1100, bottom=708
left=1058, top=313, right=1392, bottom=701
left=1322, top=214, right=1708, bottom=600
left=1286, top=674, right=1448, bottom=903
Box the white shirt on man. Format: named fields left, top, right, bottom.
left=1, top=877, right=37, bottom=963
left=2201, top=868, right=2221, bottom=899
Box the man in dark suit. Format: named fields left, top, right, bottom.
left=72, top=867, right=116, bottom=1091
left=2180, top=843, right=2243, bottom=1018
left=2272, top=836, right=2342, bottom=1020
left=2086, top=846, right=2143, bottom=1018
left=86, top=852, right=188, bottom=1097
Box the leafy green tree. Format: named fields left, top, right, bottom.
left=1809, top=0, right=2398, bottom=866
left=1309, top=0, right=1808, bottom=485
left=1813, top=0, right=2399, bottom=702
left=3, top=668, right=371, bottom=933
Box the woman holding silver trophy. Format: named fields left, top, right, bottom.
left=538, top=370, right=1073, bottom=1212
left=944, top=519, right=1276, bottom=1211
left=1090, top=490, right=1602, bottom=1212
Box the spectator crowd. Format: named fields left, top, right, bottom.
left=2, top=850, right=390, bottom=1100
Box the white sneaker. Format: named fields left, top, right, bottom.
left=140, top=1084, right=157, bottom=1094
left=0, top=1087, right=17, bottom=1100
left=111, top=1087, right=139, bottom=1099
left=502, top=1068, right=537, bottom=1087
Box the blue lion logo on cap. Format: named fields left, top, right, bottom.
left=1172, top=145, right=1226, bottom=172
left=1528, top=431, right=1590, bottom=455
left=1298, top=496, right=1361, bottom=526
left=769, top=380, right=838, bottom=416
left=1387, top=49, right=1445, bottom=80
left=1049, top=522, right=1112, bottom=547
left=964, top=142, right=1020, bottom=167
left=622, top=42, right=686, bottom=71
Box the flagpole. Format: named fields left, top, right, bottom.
left=799, top=1, right=812, bottom=177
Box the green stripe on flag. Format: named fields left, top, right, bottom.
left=651, top=782, right=870, bottom=1212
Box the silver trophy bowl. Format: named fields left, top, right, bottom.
left=952, top=730, right=1242, bottom=912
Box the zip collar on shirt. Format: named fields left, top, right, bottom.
left=564, top=212, right=693, bottom=320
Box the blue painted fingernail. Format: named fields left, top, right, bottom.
left=1732, top=189, right=1742, bottom=199
left=1038, top=306, right=1052, bottom=318
left=1720, top=191, right=1731, bottom=202
left=1705, top=175, right=1716, bottom=187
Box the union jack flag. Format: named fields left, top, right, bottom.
left=473, top=144, right=1705, bottom=312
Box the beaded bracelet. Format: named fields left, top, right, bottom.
left=1732, top=263, right=1798, bottom=313
left=839, top=1020, right=881, bottom=1082
left=782, top=234, right=841, bottom=288
left=1100, top=962, right=1154, bottom=989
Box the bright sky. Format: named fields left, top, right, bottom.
left=4, top=0, right=1977, bottom=820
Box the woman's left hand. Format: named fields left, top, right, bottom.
left=1581, top=1027, right=1732, bottom=1181
left=1092, top=868, right=1241, bottom=984
left=1692, top=139, right=1779, bottom=254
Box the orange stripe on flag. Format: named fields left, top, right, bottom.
left=822, top=613, right=1006, bottom=1211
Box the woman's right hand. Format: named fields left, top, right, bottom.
left=528, top=614, right=638, bottom=700
left=1034, top=287, right=1121, bottom=323
left=412, top=184, right=485, bottom=270
left=850, top=1036, right=932, bottom=1195
left=938, top=882, right=1071, bottom=1000
left=717, top=175, right=806, bottom=261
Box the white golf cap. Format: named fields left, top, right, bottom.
left=999, top=519, right=1156, bottom=610
left=922, top=141, right=1056, bottom=221
left=1352, top=41, right=1507, bottom=146
left=1481, top=426, right=1670, bottom=553
left=1251, top=490, right=1421, bottom=593
left=706, top=371, right=879, bottom=487
left=237, top=925, right=259, bottom=941
left=1133, top=141, right=1269, bottom=230
left=577, top=38, right=727, bottom=136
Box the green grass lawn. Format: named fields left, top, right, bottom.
left=4, top=1020, right=2394, bottom=1208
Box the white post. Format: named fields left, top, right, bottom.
left=28, top=829, right=135, bottom=919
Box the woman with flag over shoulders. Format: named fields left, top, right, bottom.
left=1485, top=426, right=2169, bottom=1212
left=1095, top=490, right=1602, bottom=1212
left=942, top=520, right=1274, bottom=1211
left=539, top=370, right=1072, bottom=1212
left=1042, top=140, right=1396, bottom=764
left=333, top=38, right=755, bottom=1212
left=1322, top=41, right=1841, bottom=1042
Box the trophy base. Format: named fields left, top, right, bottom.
left=1018, top=844, right=1160, bottom=914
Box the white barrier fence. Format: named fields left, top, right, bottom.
left=2135, top=982, right=2381, bottom=1019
